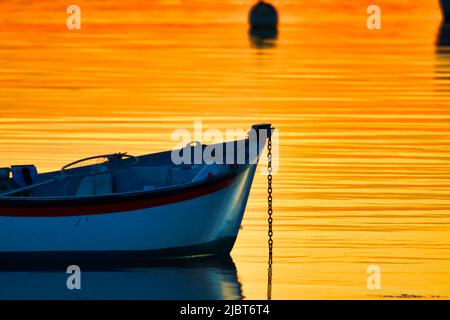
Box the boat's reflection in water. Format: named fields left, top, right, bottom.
left=0, top=255, right=243, bottom=300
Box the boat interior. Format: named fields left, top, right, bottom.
left=0, top=139, right=254, bottom=199
left=0, top=152, right=235, bottom=198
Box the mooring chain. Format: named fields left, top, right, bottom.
left=267, top=129, right=273, bottom=301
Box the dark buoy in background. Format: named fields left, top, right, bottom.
left=440, top=0, right=450, bottom=23
left=248, top=1, right=279, bottom=48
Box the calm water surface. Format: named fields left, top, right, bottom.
left=0, top=0, right=449, bottom=299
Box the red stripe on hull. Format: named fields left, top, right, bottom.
left=0, top=175, right=238, bottom=217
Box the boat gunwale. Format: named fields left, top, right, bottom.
left=0, top=137, right=254, bottom=204
left=0, top=164, right=251, bottom=217
left=0, top=122, right=272, bottom=215
left=0, top=165, right=245, bottom=202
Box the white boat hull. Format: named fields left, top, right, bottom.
left=0, top=165, right=257, bottom=259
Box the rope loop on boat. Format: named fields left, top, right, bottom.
left=267, top=128, right=273, bottom=300
left=60, top=153, right=139, bottom=178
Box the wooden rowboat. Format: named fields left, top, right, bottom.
left=0, top=124, right=272, bottom=262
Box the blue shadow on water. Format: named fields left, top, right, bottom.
left=0, top=255, right=243, bottom=300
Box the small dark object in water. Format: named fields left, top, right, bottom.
left=249, top=1, right=278, bottom=29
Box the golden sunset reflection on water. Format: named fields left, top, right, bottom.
left=1, top=0, right=450, bottom=299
